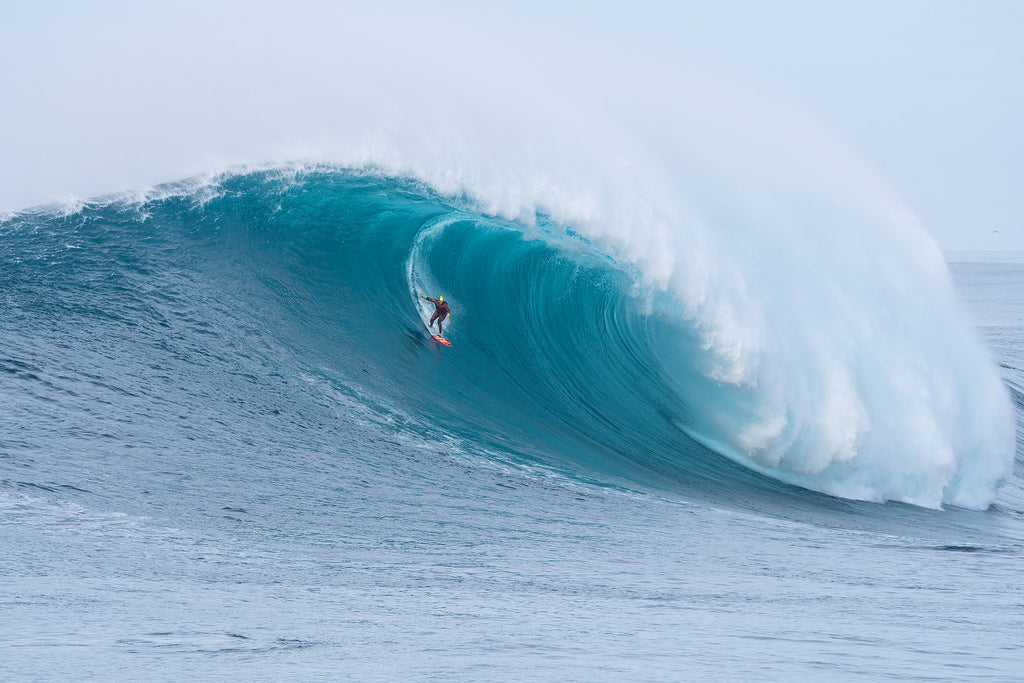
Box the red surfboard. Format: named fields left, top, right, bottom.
left=432, top=335, right=451, bottom=347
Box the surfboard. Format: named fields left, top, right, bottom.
left=432, top=335, right=451, bottom=347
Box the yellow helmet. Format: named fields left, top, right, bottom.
left=439, top=296, right=443, bottom=303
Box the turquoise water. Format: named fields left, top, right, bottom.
left=1, top=169, right=1022, bottom=679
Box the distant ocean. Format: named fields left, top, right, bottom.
left=2, top=167, right=1021, bottom=679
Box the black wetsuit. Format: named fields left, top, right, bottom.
left=424, top=296, right=450, bottom=335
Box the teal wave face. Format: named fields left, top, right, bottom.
left=202, top=169, right=735, bottom=489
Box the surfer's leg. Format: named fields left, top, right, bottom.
left=438, top=320, right=443, bottom=335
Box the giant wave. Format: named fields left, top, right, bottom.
left=2, top=164, right=1013, bottom=509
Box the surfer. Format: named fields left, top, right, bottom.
left=421, top=294, right=450, bottom=336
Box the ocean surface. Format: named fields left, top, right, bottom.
left=1, top=168, right=1022, bottom=680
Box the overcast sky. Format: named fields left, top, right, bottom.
left=2, top=0, right=1021, bottom=251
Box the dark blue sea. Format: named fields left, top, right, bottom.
left=2, top=168, right=1022, bottom=680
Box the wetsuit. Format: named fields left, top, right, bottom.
left=423, top=296, right=450, bottom=336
